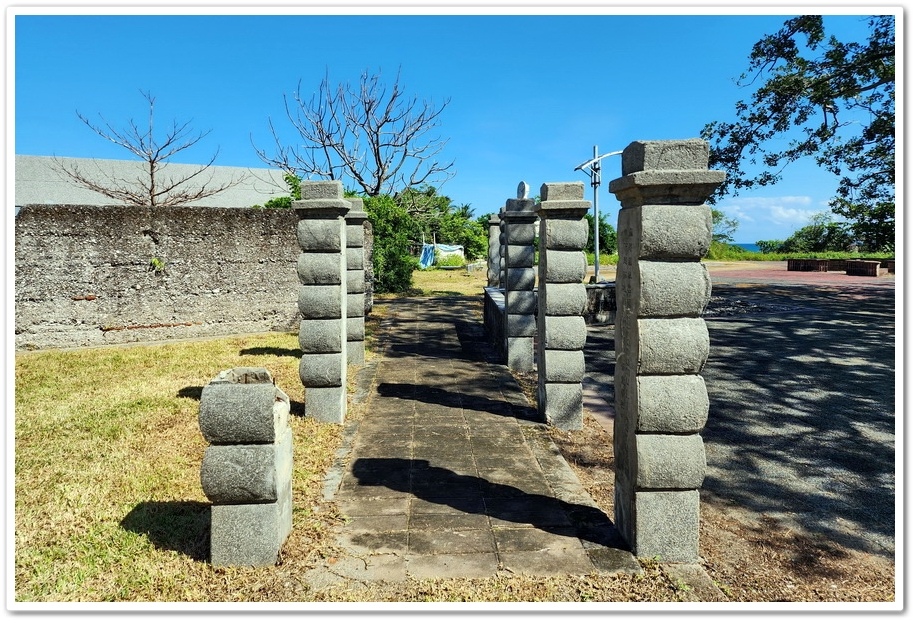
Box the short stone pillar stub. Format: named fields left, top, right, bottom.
left=199, top=367, right=293, bottom=567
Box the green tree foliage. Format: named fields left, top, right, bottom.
left=831, top=198, right=894, bottom=251
left=255, top=173, right=302, bottom=209
left=711, top=208, right=740, bottom=243
left=395, top=185, right=487, bottom=260
left=361, top=195, right=418, bottom=293
left=776, top=212, right=855, bottom=253
left=755, top=239, right=785, bottom=253
left=583, top=212, right=618, bottom=255
left=702, top=15, right=895, bottom=250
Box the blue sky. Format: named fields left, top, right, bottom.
left=9, top=5, right=894, bottom=243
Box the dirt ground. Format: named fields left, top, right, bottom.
left=546, top=410, right=896, bottom=603
left=549, top=260, right=897, bottom=603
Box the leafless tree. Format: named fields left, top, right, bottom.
left=254, top=68, right=454, bottom=196
left=54, top=91, right=244, bottom=207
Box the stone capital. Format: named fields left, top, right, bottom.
left=505, top=198, right=537, bottom=213
left=503, top=208, right=538, bottom=224
left=536, top=200, right=591, bottom=219
left=609, top=170, right=725, bottom=208
left=300, top=180, right=344, bottom=199
left=293, top=198, right=351, bottom=218
left=345, top=209, right=369, bottom=225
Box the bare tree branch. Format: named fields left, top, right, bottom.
left=254, top=68, right=454, bottom=196
left=54, top=90, right=245, bottom=207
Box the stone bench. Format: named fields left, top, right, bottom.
left=199, top=367, right=293, bottom=567
left=787, top=259, right=829, bottom=272
left=846, top=260, right=887, bottom=277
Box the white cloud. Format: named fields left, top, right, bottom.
left=715, top=196, right=828, bottom=242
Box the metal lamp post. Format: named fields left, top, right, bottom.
left=575, top=146, right=622, bottom=282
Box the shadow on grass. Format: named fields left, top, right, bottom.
left=121, top=501, right=211, bottom=562
left=177, top=386, right=203, bottom=401
left=239, top=346, right=302, bottom=358
left=179, top=385, right=304, bottom=415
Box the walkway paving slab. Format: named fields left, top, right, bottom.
left=307, top=297, right=641, bottom=586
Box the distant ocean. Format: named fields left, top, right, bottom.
left=735, top=243, right=760, bottom=253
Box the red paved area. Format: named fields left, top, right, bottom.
left=704, top=260, right=896, bottom=288
left=597, top=260, right=895, bottom=289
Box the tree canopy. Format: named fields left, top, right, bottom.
left=702, top=15, right=895, bottom=250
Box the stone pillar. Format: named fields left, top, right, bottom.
left=199, top=367, right=293, bottom=567
left=607, top=139, right=725, bottom=562
left=487, top=214, right=502, bottom=288
left=363, top=219, right=375, bottom=315
left=498, top=214, right=507, bottom=290
left=294, top=181, right=349, bottom=424
left=345, top=199, right=368, bottom=366
left=535, top=182, right=590, bottom=430
left=502, top=182, right=537, bottom=372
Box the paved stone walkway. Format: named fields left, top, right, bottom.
left=306, top=297, right=640, bottom=587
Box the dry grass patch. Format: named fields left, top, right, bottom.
left=406, top=267, right=488, bottom=297
left=14, top=332, right=344, bottom=602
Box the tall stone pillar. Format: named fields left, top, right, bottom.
left=294, top=181, right=349, bottom=424
left=498, top=214, right=507, bottom=290
left=502, top=182, right=538, bottom=372
left=608, top=139, right=725, bottom=562
left=345, top=199, right=368, bottom=367
left=535, top=182, right=590, bottom=430
left=487, top=214, right=502, bottom=288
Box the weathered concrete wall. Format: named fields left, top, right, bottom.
left=14, top=204, right=302, bottom=350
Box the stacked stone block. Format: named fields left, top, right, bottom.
left=608, top=139, right=725, bottom=562
left=487, top=214, right=502, bottom=288
left=199, top=367, right=293, bottom=567
left=345, top=199, right=368, bottom=366
left=535, top=182, right=591, bottom=430
left=498, top=215, right=507, bottom=289
left=294, top=181, right=350, bottom=424
left=502, top=183, right=538, bottom=372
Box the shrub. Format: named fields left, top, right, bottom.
left=362, top=195, right=417, bottom=293
left=434, top=252, right=465, bottom=267
left=584, top=213, right=617, bottom=255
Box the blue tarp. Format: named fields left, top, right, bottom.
left=419, top=244, right=436, bottom=268
left=419, top=243, right=464, bottom=268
